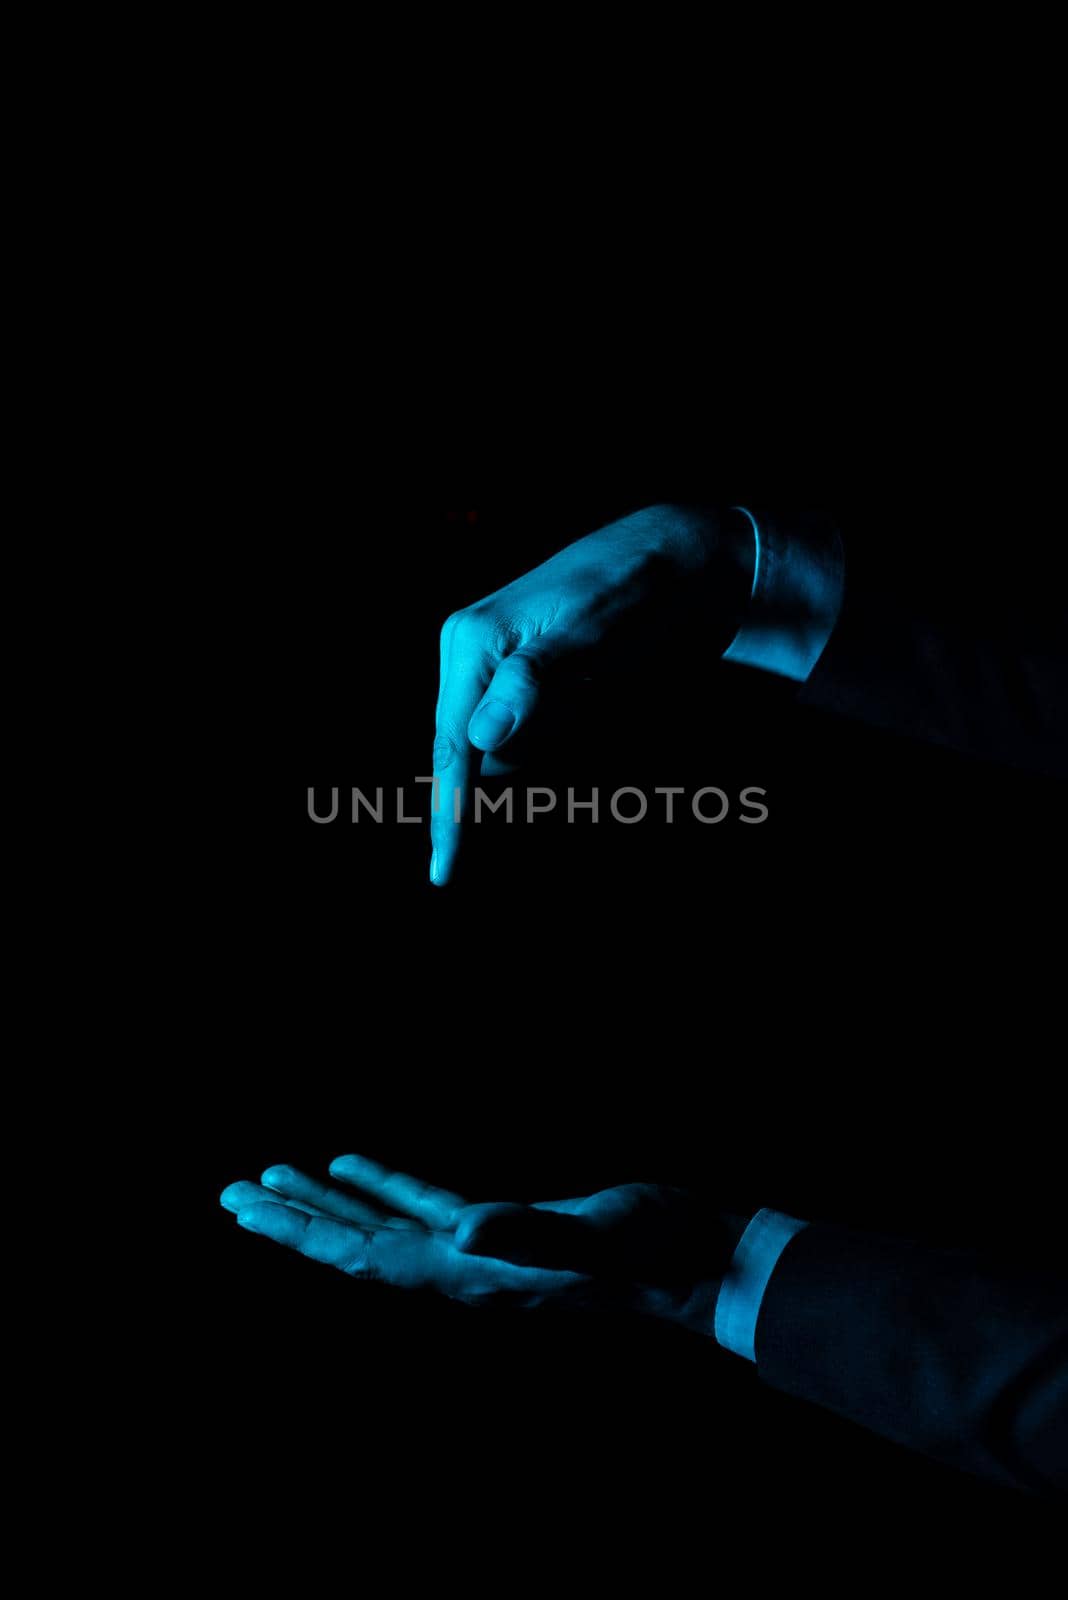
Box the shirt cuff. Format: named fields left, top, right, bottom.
left=714, top=1208, right=809, bottom=1362
left=722, top=507, right=845, bottom=683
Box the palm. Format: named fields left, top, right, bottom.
left=221, top=1158, right=726, bottom=1331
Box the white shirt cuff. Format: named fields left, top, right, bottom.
left=714, top=1208, right=809, bottom=1362
left=723, top=507, right=845, bottom=683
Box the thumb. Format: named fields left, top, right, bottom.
left=466, top=640, right=557, bottom=753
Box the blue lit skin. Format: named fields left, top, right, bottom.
left=431, top=505, right=754, bottom=885
left=219, top=1157, right=734, bottom=1334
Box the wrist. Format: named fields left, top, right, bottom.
left=647, top=503, right=754, bottom=581
left=722, top=507, right=845, bottom=681
left=650, top=504, right=757, bottom=639
left=636, top=1208, right=753, bottom=1336
left=586, top=504, right=756, bottom=618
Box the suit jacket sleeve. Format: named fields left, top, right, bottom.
left=794, top=521, right=1067, bottom=779
left=754, top=1222, right=1068, bottom=1495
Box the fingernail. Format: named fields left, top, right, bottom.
left=430, top=850, right=439, bottom=884
left=468, top=701, right=517, bottom=749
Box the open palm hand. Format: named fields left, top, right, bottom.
left=221, top=1155, right=739, bottom=1334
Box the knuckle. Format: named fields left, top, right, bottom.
left=491, top=614, right=527, bottom=656
left=440, top=605, right=486, bottom=648
left=341, top=1231, right=377, bottom=1279
left=432, top=732, right=459, bottom=772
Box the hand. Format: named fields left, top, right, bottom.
left=220, top=1155, right=745, bottom=1335
left=430, top=504, right=753, bottom=884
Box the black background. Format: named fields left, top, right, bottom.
left=173, top=367, right=1064, bottom=1559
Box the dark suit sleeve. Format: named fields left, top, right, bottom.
left=795, top=532, right=1067, bottom=778
left=754, top=1223, right=1068, bottom=1495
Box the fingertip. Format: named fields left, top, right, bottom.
left=235, top=1200, right=293, bottom=1234
left=235, top=1204, right=272, bottom=1232
left=430, top=847, right=455, bottom=887
left=328, top=1154, right=367, bottom=1183
left=219, top=1183, right=244, bottom=1212
left=468, top=701, right=518, bottom=751
left=261, top=1164, right=294, bottom=1189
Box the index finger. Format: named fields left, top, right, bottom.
left=431, top=610, right=490, bottom=886
left=328, top=1153, right=468, bottom=1228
